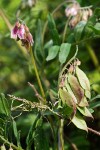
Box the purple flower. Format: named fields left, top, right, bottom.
left=11, top=21, right=34, bottom=50
left=11, top=22, right=25, bottom=40
left=65, top=3, right=80, bottom=17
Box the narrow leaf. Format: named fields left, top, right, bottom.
left=59, top=43, right=71, bottom=64
left=48, top=14, right=60, bottom=45
left=46, top=45, right=59, bottom=61
left=13, top=120, right=21, bottom=148
left=0, top=93, right=10, bottom=116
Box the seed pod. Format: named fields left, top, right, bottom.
left=78, top=97, right=89, bottom=107
left=67, top=74, right=84, bottom=104
left=59, top=87, right=77, bottom=119
left=75, top=67, right=91, bottom=98
left=65, top=75, right=77, bottom=104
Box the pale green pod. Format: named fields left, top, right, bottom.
left=65, top=75, right=77, bottom=104
left=76, top=67, right=91, bottom=94
left=85, top=90, right=91, bottom=99
left=59, top=88, right=76, bottom=118
left=78, top=97, right=89, bottom=107
left=67, top=73, right=84, bottom=104
left=77, top=106, right=93, bottom=118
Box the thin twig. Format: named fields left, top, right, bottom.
left=88, top=127, right=100, bottom=136
left=28, top=82, right=44, bottom=102
left=30, top=47, right=46, bottom=103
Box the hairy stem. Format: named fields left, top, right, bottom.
left=30, top=47, right=46, bottom=103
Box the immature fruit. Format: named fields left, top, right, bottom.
left=58, top=59, right=93, bottom=121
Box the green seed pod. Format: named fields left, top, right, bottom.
left=78, top=97, right=89, bottom=107
left=59, top=88, right=76, bottom=117
left=67, top=73, right=84, bottom=104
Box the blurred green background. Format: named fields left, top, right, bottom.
left=0, top=0, right=100, bottom=149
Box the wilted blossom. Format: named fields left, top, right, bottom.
left=65, top=3, right=80, bottom=17
left=11, top=21, right=34, bottom=49
left=65, top=2, right=93, bottom=28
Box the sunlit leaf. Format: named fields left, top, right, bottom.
left=74, top=21, right=87, bottom=41
left=0, top=93, right=10, bottom=116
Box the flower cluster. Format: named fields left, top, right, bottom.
left=11, top=21, right=34, bottom=49
left=58, top=59, right=93, bottom=129
left=65, top=2, right=93, bottom=28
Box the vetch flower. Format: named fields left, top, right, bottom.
left=65, top=3, right=80, bottom=17
left=11, top=20, right=34, bottom=50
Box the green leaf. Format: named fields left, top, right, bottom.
left=34, top=19, right=44, bottom=64
left=0, top=93, right=10, bottom=116
left=77, top=107, right=93, bottom=118
left=72, top=112, right=88, bottom=132
left=46, top=45, right=59, bottom=61
left=74, top=21, right=87, bottom=41
left=34, top=117, right=49, bottom=150
left=59, top=43, right=71, bottom=64
left=48, top=14, right=60, bottom=45
left=26, top=114, right=40, bottom=149
left=90, top=101, right=100, bottom=109
left=89, top=23, right=100, bottom=35
left=90, top=95, right=100, bottom=101
left=13, top=120, right=21, bottom=148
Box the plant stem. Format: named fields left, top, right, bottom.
left=58, top=119, right=64, bottom=150
left=86, top=44, right=100, bottom=70
left=42, top=0, right=75, bottom=44
left=88, top=127, right=100, bottom=136
left=0, top=135, right=20, bottom=150
left=30, top=47, right=46, bottom=103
